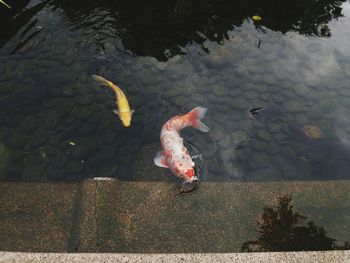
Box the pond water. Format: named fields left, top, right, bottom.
left=1, top=0, right=350, bottom=182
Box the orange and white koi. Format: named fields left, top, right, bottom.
left=154, top=106, right=210, bottom=182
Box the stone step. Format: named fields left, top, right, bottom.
left=1, top=251, right=349, bottom=263
left=0, top=180, right=349, bottom=252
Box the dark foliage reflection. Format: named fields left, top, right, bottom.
left=242, top=195, right=350, bottom=252
left=0, top=0, right=346, bottom=60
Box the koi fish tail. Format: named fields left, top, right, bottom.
left=92, top=74, right=111, bottom=86
left=186, top=106, right=210, bottom=132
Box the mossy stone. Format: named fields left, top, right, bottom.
left=51, top=152, right=68, bottom=169
left=173, top=96, right=187, bottom=107
left=212, top=86, right=228, bottom=97
left=29, top=129, right=49, bottom=149
left=216, top=104, right=230, bottom=113
left=73, top=106, right=92, bottom=120
left=0, top=82, right=13, bottom=94
left=257, top=130, right=272, bottom=141
left=66, top=161, right=84, bottom=174
left=19, top=116, right=38, bottom=135
left=77, top=96, right=93, bottom=106
left=268, top=123, right=282, bottom=133
left=262, top=75, right=277, bottom=85
left=22, top=163, right=44, bottom=181
left=285, top=100, right=305, bottom=113
left=68, top=138, right=97, bottom=161
left=77, top=123, right=97, bottom=136
left=99, top=145, right=117, bottom=162
left=250, top=153, right=271, bottom=169
left=231, top=130, right=248, bottom=143
left=6, top=132, right=27, bottom=149
left=294, top=84, right=310, bottom=96
left=231, top=98, right=248, bottom=110
left=251, top=139, right=269, bottom=152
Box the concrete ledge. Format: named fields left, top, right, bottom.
left=0, top=182, right=79, bottom=252
left=0, top=251, right=349, bottom=263
left=0, top=180, right=349, bottom=252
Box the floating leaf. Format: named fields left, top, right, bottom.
left=252, top=15, right=262, bottom=21
left=0, top=0, right=11, bottom=9
left=69, top=141, right=76, bottom=146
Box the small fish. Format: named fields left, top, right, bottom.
left=154, top=106, right=210, bottom=183
left=0, top=0, right=11, bottom=9
left=92, top=75, right=134, bottom=127
left=249, top=106, right=265, bottom=119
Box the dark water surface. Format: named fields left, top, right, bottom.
left=1, top=0, right=350, bottom=182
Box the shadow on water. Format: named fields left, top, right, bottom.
left=0, top=0, right=346, bottom=60
left=241, top=195, right=350, bottom=252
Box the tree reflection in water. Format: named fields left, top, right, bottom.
left=0, top=0, right=347, bottom=60
left=52, top=0, right=346, bottom=61
left=242, top=195, right=350, bottom=252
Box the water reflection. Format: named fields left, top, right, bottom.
left=0, top=0, right=346, bottom=60
left=242, top=195, right=350, bottom=252
left=0, top=0, right=47, bottom=49
left=1, top=0, right=350, bottom=182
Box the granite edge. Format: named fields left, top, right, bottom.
left=0, top=251, right=349, bottom=263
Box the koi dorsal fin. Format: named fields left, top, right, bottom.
left=154, top=151, right=169, bottom=168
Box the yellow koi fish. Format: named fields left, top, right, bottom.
left=0, top=0, right=11, bottom=8
left=92, top=75, right=134, bottom=127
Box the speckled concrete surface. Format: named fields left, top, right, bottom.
left=0, top=182, right=79, bottom=252
left=0, top=251, right=349, bottom=263
left=85, top=180, right=350, bottom=253
left=0, top=181, right=349, bottom=253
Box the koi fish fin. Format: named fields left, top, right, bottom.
left=187, top=106, right=210, bottom=132
left=154, top=151, right=169, bottom=168
left=114, top=109, right=134, bottom=115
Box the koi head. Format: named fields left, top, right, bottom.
left=172, top=160, right=196, bottom=182
left=115, top=110, right=134, bottom=127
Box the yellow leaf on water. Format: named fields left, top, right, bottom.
left=0, top=0, right=11, bottom=9
left=252, top=15, right=262, bottom=21
left=302, top=125, right=325, bottom=139
left=69, top=141, right=76, bottom=146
